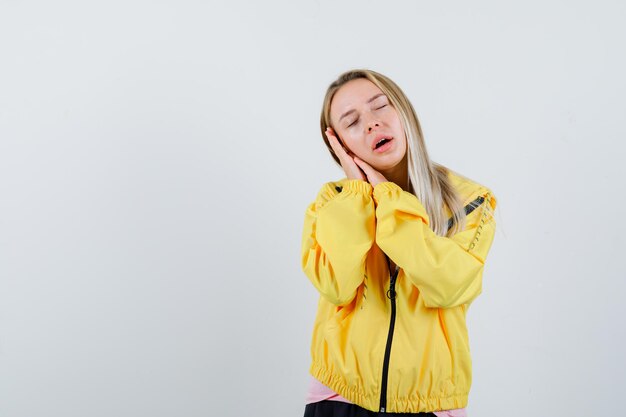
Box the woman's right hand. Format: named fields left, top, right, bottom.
left=325, top=127, right=366, bottom=181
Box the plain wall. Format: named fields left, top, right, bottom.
left=1, top=1, right=625, bottom=416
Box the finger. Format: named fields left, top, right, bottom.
left=354, top=157, right=388, bottom=185
left=327, top=127, right=350, bottom=153
left=352, top=158, right=371, bottom=181
left=326, top=129, right=350, bottom=160
left=353, top=156, right=374, bottom=176
left=326, top=129, right=366, bottom=180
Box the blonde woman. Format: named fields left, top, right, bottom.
left=301, top=69, right=497, bottom=417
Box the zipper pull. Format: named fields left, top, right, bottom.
left=386, top=269, right=398, bottom=300
left=384, top=255, right=399, bottom=299
left=386, top=288, right=395, bottom=300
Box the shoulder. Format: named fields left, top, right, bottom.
left=446, top=169, right=497, bottom=212
left=447, top=169, right=493, bottom=199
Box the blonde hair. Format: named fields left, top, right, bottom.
left=320, top=69, right=469, bottom=237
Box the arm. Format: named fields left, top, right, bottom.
left=301, top=179, right=376, bottom=306
left=373, top=181, right=497, bottom=309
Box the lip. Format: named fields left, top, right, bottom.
left=371, top=134, right=394, bottom=150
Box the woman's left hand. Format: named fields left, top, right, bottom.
left=353, top=157, right=388, bottom=187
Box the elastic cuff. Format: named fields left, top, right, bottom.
left=372, top=181, right=402, bottom=203
left=341, top=179, right=373, bottom=195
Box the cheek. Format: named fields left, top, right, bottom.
left=343, top=134, right=364, bottom=150
left=391, top=118, right=406, bottom=145
left=391, top=114, right=404, bottom=131
left=399, top=134, right=408, bottom=152
left=392, top=129, right=408, bottom=156
left=341, top=134, right=357, bottom=148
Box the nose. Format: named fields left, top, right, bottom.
left=367, top=122, right=380, bottom=132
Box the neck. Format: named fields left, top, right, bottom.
left=380, top=153, right=410, bottom=192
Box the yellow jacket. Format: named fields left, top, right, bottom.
left=300, top=171, right=497, bottom=413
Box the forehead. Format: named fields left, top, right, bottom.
left=330, top=78, right=383, bottom=121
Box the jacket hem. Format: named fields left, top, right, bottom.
left=309, top=361, right=469, bottom=413
left=388, top=393, right=469, bottom=413
left=309, top=362, right=369, bottom=408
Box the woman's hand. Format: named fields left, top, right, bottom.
left=353, top=157, right=388, bottom=188
left=325, top=127, right=366, bottom=181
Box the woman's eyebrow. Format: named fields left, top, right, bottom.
left=338, top=93, right=387, bottom=123
left=367, top=93, right=386, bottom=103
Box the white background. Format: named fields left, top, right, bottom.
left=1, top=1, right=625, bottom=416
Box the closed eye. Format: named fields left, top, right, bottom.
left=347, top=104, right=387, bottom=127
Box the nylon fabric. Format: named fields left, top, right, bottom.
left=301, top=171, right=497, bottom=413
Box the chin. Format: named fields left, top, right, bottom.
left=368, top=154, right=405, bottom=171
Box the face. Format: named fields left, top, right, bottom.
left=329, top=78, right=407, bottom=171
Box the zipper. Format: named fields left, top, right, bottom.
left=379, top=255, right=399, bottom=413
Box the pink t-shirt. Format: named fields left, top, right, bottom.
left=306, top=375, right=467, bottom=417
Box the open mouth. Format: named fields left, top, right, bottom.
left=373, top=137, right=393, bottom=152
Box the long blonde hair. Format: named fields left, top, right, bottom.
left=320, top=69, right=468, bottom=237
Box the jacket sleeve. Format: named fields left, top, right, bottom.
left=301, top=179, right=376, bottom=306
left=372, top=181, right=497, bottom=309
